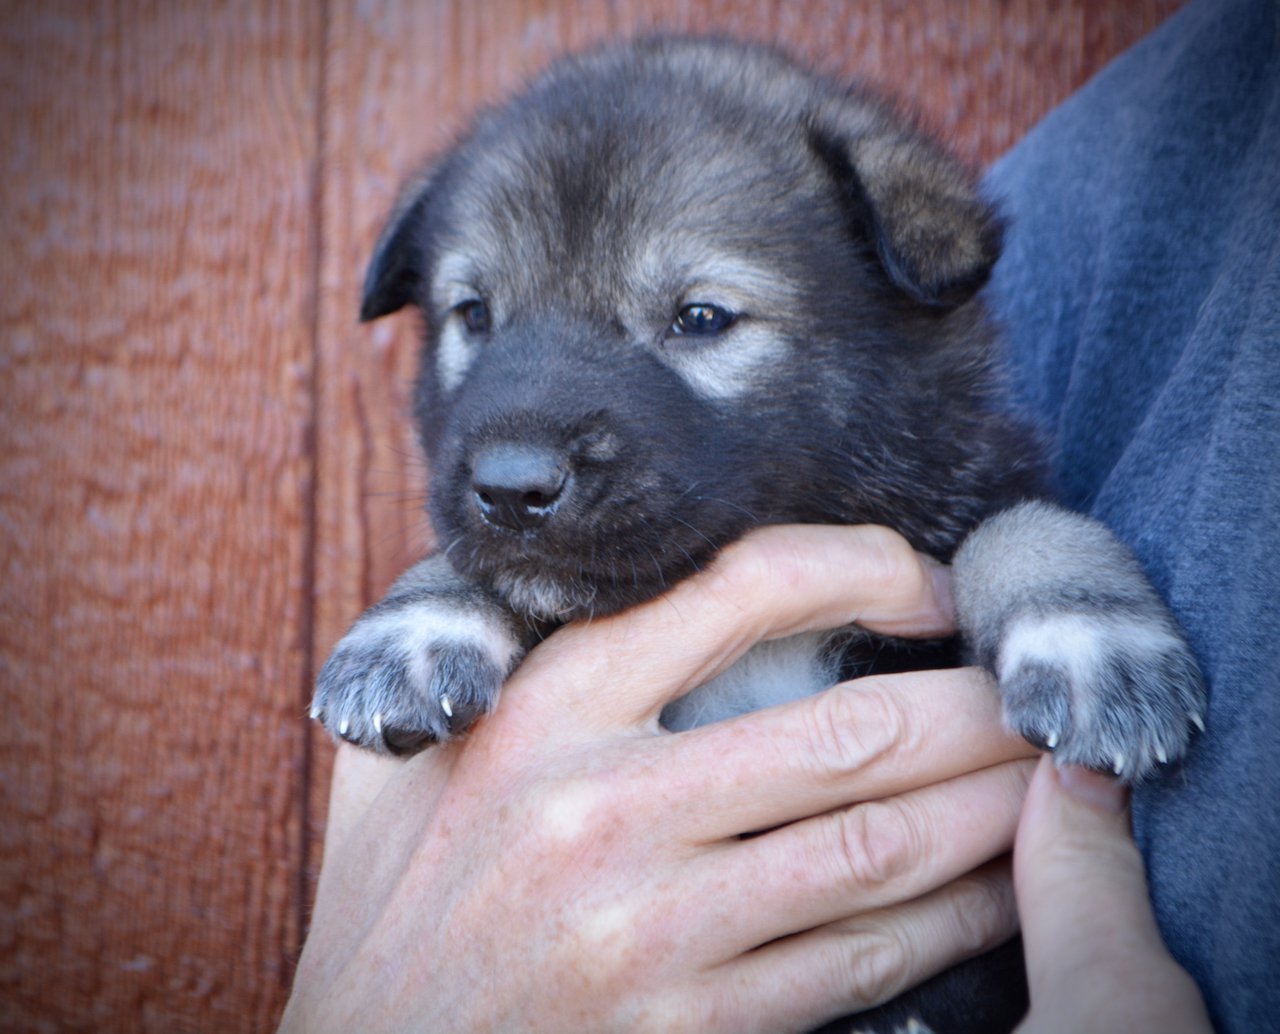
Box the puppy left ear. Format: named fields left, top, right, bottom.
left=360, top=173, right=434, bottom=322
left=813, top=97, right=1003, bottom=308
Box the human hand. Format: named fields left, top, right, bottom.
left=1014, top=757, right=1212, bottom=1034
left=281, top=525, right=1038, bottom=1034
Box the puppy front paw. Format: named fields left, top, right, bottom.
left=996, top=610, right=1205, bottom=782
left=311, top=602, right=521, bottom=755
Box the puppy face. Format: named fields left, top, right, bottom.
left=361, top=39, right=1012, bottom=620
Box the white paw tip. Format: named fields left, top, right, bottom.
left=1191, top=713, right=1206, bottom=733
left=338, top=717, right=350, bottom=736
left=309, top=706, right=321, bottom=721
left=1112, top=753, right=1126, bottom=776
left=1045, top=730, right=1059, bottom=750
left=440, top=694, right=454, bottom=719
left=373, top=712, right=384, bottom=735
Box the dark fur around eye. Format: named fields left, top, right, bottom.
left=671, top=303, right=735, bottom=336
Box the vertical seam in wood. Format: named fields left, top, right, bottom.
left=293, top=0, right=331, bottom=978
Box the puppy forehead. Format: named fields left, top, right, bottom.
left=424, top=45, right=846, bottom=308
left=432, top=141, right=820, bottom=310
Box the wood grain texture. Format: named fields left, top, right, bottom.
left=0, top=2, right=322, bottom=1031
left=1, top=1, right=1182, bottom=1031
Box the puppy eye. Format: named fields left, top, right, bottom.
left=672, top=303, right=736, bottom=337
left=455, top=299, right=491, bottom=335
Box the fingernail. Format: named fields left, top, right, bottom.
left=928, top=562, right=956, bottom=622
left=1057, top=763, right=1128, bottom=815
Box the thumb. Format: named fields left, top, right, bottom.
left=1013, top=756, right=1210, bottom=1032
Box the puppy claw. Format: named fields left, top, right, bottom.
left=988, top=592, right=1209, bottom=784
left=309, top=705, right=321, bottom=721
left=313, top=596, right=516, bottom=756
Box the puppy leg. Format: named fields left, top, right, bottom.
left=953, top=501, right=1205, bottom=781
left=311, top=556, right=525, bottom=755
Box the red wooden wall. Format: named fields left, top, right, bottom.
left=0, top=2, right=1180, bottom=1030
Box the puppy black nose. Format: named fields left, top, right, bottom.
left=471, top=443, right=570, bottom=531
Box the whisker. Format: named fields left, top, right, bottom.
left=670, top=515, right=716, bottom=554
left=694, top=495, right=760, bottom=522
left=646, top=547, right=668, bottom=594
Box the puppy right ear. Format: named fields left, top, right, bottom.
left=359, top=176, right=433, bottom=322
left=812, top=95, right=1002, bottom=309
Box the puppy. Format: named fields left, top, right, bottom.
left=312, top=38, right=1205, bottom=1032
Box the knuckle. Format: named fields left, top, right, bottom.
left=527, top=776, right=612, bottom=848
left=713, top=525, right=846, bottom=610
left=805, top=680, right=907, bottom=781
left=826, top=925, right=912, bottom=1010
left=944, top=871, right=1017, bottom=957
left=855, top=525, right=925, bottom=598
left=830, top=797, right=922, bottom=893
left=1044, top=821, right=1144, bottom=881
left=708, top=529, right=799, bottom=616
left=628, top=991, right=718, bottom=1034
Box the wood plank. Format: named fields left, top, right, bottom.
left=0, top=2, right=323, bottom=1030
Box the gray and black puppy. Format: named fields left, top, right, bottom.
left=312, top=38, right=1205, bottom=1032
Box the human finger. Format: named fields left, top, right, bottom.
left=310, top=743, right=461, bottom=942
left=1014, top=757, right=1211, bottom=1032
left=709, top=758, right=1033, bottom=953
left=711, top=859, right=1018, bottom=1034
left=659, top=667, right=1036, bottom=841
left=513, top=523, right=956, bottom=731
left=322, top=742, right=408, bottom=852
